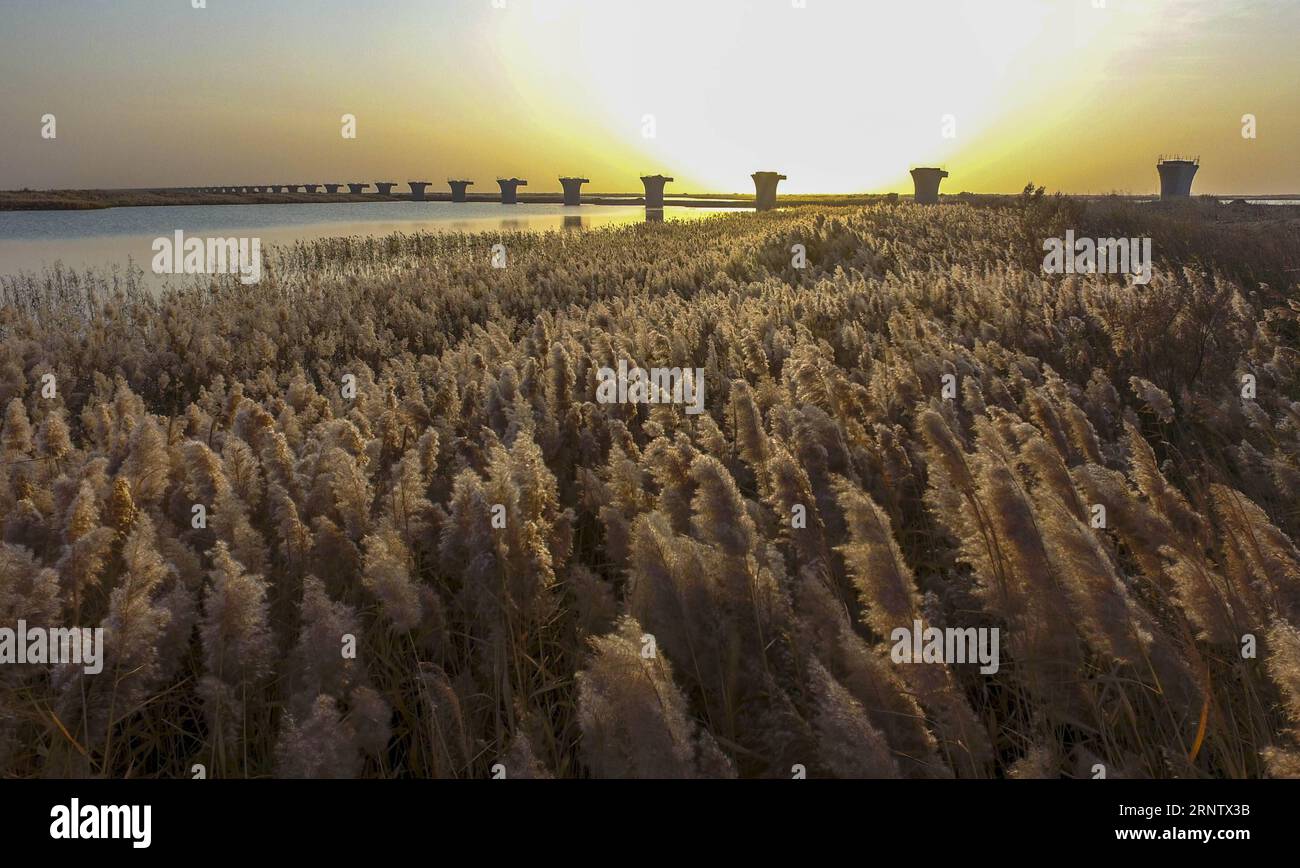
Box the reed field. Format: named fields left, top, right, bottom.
left=2, top=193, right=1299, bottom=779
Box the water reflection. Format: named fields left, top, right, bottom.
left=0, top=202, right=731, bottom=285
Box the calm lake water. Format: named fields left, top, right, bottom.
left=0, top=201, right=731, bottom=287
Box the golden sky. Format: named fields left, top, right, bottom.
left=1, top=0, right=1296, bottom=194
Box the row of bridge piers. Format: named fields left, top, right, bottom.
left=188, top=161, right=1201, bottom=207
left=193, top=173, right=793, bottom=209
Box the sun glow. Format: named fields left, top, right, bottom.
left=1, top=0, right=1296, bottom=193
left=494, top=0, right=1184, bottom=193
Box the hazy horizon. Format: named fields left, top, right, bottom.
left=2, top=0, right=1298, bottom=195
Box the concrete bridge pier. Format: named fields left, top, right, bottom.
left=303, top=184, right=320, bottom=193
left=1157, top=157, right=1199, bottom=198
left=559, top=177, right=589, bottom=206
left=909, top=167, right=949, bottom=204
left=449, top=180, right=473, bottom=202
left=408, top=181, right=431, bottom=201
left=640, top=174, right=674, bottom=209
left=375, top=182, right=397, bottom=196
left=348, top=183, right=369, bottom=194
left=324, top=184, right=341, bottom=193
left=497, top=178, right=527, bottom=204
left=751, top=171, right=787, bottom=211
left=284, top=184, right=302, bottom=193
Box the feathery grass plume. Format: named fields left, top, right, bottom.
left=324, top=446, right=374, bottom=541
left=1073, top=462, right=1185, bottom=575
left=1211, top=483, right=1300, bottom=622
left=259, top=430, right=301, bottom=503
left=916, top=408, right=983, bottom=540
left=566, top=563, right=616, bottom=637
left=105, top=477, right=137, bottom=538
left=308, top=515, right=362, bottom=593
left=1265, top=620, right=1300, bottom=723
left=3, top=496, right=48, bottom=552
left=1124, top=421, right=1206, bottom=546
left=806, top=658, right=900, bottom=778
left=641, top=433, right=698, bottom=534
left=348, top=685, right=392, bottom=758
left=181, top=440, right=232, bottom=507
left=438, top=467, right=495, bottom=586
left=1018, top=451, right=1149, bottom=663
left=1026, top=388, right=1072, bottom=463
left=120, top=416, right=170, bottom=508
left=792, top=567, right=948, bottom=777
left=232, top=399, right=278, bottom=458
left=482, top=437, right=563, bottom=622
left=576, top=615, right=735, bottom=778
left=290, top=574, right=361, bottom=698
left=1129, top=377, right=1175, bottom=424
left=687, top=454, right=795, bottom=675
left=267, top=482, right=311, bottom=568
left=361, top=522, right=423, bottom=632
left=1019, top=434, right=1089, bottom=523
left=417, top=665, right=473, bottom=777
left=832, top=476, right=992, bottom=775
left=275, top=694, right=363, bottom=778
left=385, top=448, right=434, bottom=548
left=1059, top=398, right=1104, bottom=465
left=1159, top=545, right=1239, bottom=644
left=1, top=398, right=32, bottom=458
left=625, top=510, right=717, bottom=677
left=1262, top=745, right=1300, bottom=779
left=221, top=436, right=263, bottom=512
left=211, top=486, right=268, bottom=577
left=867, top=422, right=919, bottom=518
left=0, top=543, right=61, bottom=638
left=764, top=442, right=831, bottom=572
left=974, top=458, right=1087, bottom=712
left=415, top=428, right=439, bottom=482
left=56, top=514, right=172, bottom=744
left=498, top=728, right=553, bottom=779
left=56, top=480, right=114, bottom=620
left=198, top=541, right=275, bottom=747
left=1007, top=742, right=1060, bottom=779
left=730, top=379, right=770, bottom=473
left=688, top=454, right=755, bottom=558
left=37, top=408, right=72, bottom=464
left=154, top=573, right=197, bottom=682
left=692, top=411, right=729, bottom=460
left=832, top=476, right=921, bottom=633
left=623, top=505, right=792, bottom=766
left=546, top=340, right=573, bottom=420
